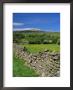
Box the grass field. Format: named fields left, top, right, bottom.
left=13, top=54, right=39, bottom=77
left=13, top=44, right=60, bottom=77
left=21, top=44, right=60, bottom=54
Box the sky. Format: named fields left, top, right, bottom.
left=13, top=13, right=60, bottom=32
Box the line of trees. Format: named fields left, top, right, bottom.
left=13, top=31, right=60, bottom=45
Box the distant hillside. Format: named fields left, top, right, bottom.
left=13, top=29, right=46, bottom=33
left=13, top=29, right=59, bottom=33
left=13, top=29, right=60, bottom=44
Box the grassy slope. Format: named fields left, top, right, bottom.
left=21, top=44, right=60, bottom=54
left=13, top=31, right=60, bottom=77
left=13, top=55, right=39, bottom=77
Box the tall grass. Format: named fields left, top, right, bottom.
left=13, top=54, right=39, bottom=77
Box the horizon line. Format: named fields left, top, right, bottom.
left=13, top=28, right=60, bottom=32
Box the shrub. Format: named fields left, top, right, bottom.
left=43, top=40, right=49, bottom=44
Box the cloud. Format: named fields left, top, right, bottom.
left=13, top=28, right=41, bottom=31
left=13, top=22, right=24, bottom=26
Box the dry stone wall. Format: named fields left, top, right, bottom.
left=13, top=43, right=60, bottom=77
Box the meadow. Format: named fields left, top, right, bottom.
left=21, top=44, right=60, bottom=54
left=13, top=30, right=60, bottom=77
left=13, top=44, right=60, bottom=77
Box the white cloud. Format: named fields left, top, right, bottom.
left=13, top=22, right=24, bottom=26
left=13, top=28, right=41, bottom=31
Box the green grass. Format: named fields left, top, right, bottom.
left=13, top=55, right=39, bottom=77
left=21, top=44, right=60, bottom=54
left=13, top=44, right=60, bottom=77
